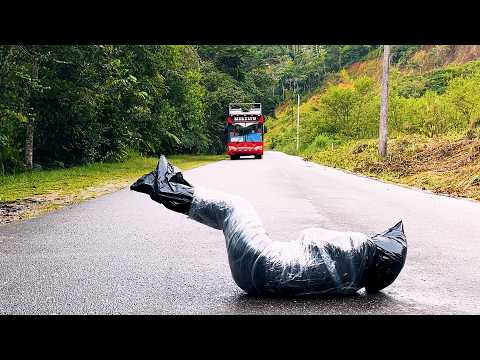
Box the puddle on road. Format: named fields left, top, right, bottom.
left=216, top=289, right=459, bottom=315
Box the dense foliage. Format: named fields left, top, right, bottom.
left=267, top=57, right=480, bottom=155
left=0, top=45, right=379, bottom=174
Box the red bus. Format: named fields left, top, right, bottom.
left=224, top=103, right=267, bottom=160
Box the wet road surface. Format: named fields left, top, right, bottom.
left=1, top=151, right=479, bottom=314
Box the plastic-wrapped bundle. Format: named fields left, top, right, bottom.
left=131, top=156, right=407, bottom=296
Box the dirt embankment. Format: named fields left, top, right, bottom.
left=347, top=45, right=480, bottom=80
left=348, top=136, right=480, bottom=200
left=356, top=138, right=480, bottom=175
left=424, top=45, right=480, bottom=65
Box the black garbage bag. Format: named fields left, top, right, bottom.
left=131, top=156, right=407, bottom=296
left=130, top=155, right=194, bottom=214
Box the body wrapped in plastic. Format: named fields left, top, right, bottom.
left=131, top=156, right=407, bottom=296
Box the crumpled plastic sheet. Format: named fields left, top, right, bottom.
left=188, top=187, right=407, bottom=296
left=131, top=156, right=407, bottom=296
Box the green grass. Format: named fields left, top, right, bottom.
left=0, top=154, right=226, bottom=203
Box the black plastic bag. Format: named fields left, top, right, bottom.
left=131, top=156, right=407, bottom=296
left=130, top=155, right=194, bottom=214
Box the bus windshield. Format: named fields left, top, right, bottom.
left=228, top=123, right=263, bottom=142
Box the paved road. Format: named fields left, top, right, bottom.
left=1, top=151, right=480, bottom=314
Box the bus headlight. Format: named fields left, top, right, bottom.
left=254, top=146, right=263, bottom=151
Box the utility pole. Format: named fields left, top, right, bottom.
left=379, top=45, right=390, bottom=157
left=296, top=93, right=300, bottom=152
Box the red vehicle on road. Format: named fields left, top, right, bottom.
left=224, top=103, right=267, bottom=160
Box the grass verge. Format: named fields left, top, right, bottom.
left=0, top=154, right=226, bottom=224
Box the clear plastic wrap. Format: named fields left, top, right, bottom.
left=131, top=156, right=408, bottom=296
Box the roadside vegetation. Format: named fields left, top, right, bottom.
left=0, top=45, right=376, bottom=174
left=0, top=153, right=225, bottom=224
left=3, top=45, right=480, bottom=221
left=0, top=45, right=378, bottom=222
left=266, top=46, right=480, bottom=201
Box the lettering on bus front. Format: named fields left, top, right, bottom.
left=233, top=116, right=258, bottom=121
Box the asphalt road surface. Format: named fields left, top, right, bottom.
left=1, top=151, right=480, bottom=314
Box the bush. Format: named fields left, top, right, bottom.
left=303, top=134, right=342, bottom=154
left=391, top=45, right=421, bottom=66
left=0, top=112, right=26, bottom=174
left=443, top=74, right=480, bottom=130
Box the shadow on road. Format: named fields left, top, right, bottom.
left=227, top=290, right=412, bottom=314
left=230, top=156, right=260, bottom=161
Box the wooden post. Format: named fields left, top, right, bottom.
left=379, top=45, right=390, bottom=157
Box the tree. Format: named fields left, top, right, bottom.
left=16, top=45, right=60, bottom=170
left=24, top=57, right=38, bottom=170
left=0, top=45, right=380, bottom=174
left=379, top=45, right=390, bottom=157
left=0, top=45, right=47, bottom=171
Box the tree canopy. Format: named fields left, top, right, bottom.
left=0, top=45, right=377, bottom=173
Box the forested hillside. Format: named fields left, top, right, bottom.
left=0, top=45, right=376, bottom=174
left=266, top=45, right=480, bottom=200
